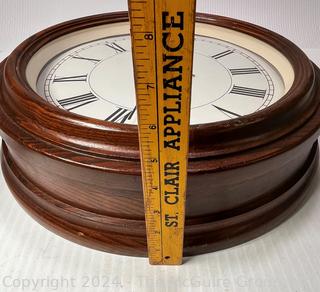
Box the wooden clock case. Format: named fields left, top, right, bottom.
left=0, top=12, right=320, bottom=256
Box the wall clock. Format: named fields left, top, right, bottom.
left=0, top=12, right=320, bottom=256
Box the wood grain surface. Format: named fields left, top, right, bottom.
left=0, top=12, right=320, bottom=256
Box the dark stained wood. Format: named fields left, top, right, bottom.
left=1, top=12, right=318, bottom=161
left=0, top=13, right=320, bottom=256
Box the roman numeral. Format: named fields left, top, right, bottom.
left=212, top=50, right=234, bottom=59
left=213, top=105, right=241, bottom=118
left=58, top=92, right=98, bottom=111
left=230, top=67, right=261, bottom=75
left=105, top=106, right=136, bottom=124
left=53, top=75, right=88, bottom=83
left=72, top=56, right=101, bottom=63
left=105, top=42, right=126, bottom=53
left=230, top=85, right=266, bottom=99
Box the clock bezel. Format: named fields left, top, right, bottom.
left=0, top=12, right=318, bottom=163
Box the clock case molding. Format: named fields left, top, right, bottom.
left=0, top=12, right=320, bottom=256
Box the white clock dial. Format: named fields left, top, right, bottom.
left=36, top=30, right=286, bottom=125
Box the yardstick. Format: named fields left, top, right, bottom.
left=128, top=0, right=196, bottom=265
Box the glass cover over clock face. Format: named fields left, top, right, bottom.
left=33, top=23, right=291, bottom=125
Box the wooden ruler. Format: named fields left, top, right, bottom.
left=128, top=0, right=196, bottom=265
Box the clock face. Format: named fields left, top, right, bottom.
left=32, top=23, right=292, bottom=125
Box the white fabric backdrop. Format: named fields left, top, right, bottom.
left=0, top=1, right=319, bottom=291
